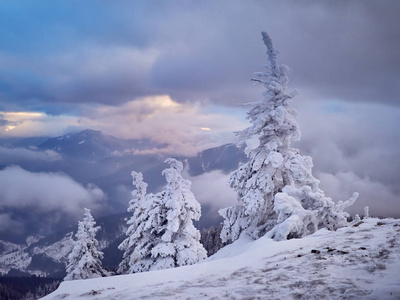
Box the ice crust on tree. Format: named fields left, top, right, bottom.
left=118, top=159, right=206, bottom=274
left=151, top=158, right=207, bottom=270
left=117, top=171, right=162, bottom=274
left=64, top=208, right=108, bottom=281
left=219, top=32, right=358, bottom=243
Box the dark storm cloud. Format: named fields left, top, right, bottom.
left=275, top=1, right=400, bottom=105
left=0, top=1, right=157, bottom=111
left=148, top=0, right=400, bottom=105
left=0, top=0, right=398, bottom=112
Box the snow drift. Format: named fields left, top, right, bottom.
left=42, top=218, right=400, bottom=299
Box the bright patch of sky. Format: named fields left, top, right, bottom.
left=0, top=97, right=248, bottom=155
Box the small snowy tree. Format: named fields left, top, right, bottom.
left=219, top=32, right=358, bottom=243
left=151, top=158, right=207, bottom=270
left=64, top=208, right=108, bottom=280
left=118, top=171, right=162, bottom=274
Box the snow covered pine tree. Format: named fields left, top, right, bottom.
left=119, top=159, right=206, bottom=274
left=151, top=158, right=207, bottom=270
left=118, top=171, right=163, bottom=274
left=64, top=208, right=108, bottom=280
left=219, top=32, right=358, bottom=243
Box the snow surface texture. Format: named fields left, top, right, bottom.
left=42, top=218, right=400, bottom=299
left=220, top=32, right=357, bottom=243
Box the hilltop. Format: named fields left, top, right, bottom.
left=42, top=218, right=400, bottom=299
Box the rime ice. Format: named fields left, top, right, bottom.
left=118, top=159, right=206, bottom=274
left=64, top=208, right=108, bottom=280
left=220, top=32, right=358, bottom=243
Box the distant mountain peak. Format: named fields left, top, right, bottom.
left=38, top=129, right=165, bottom=161
left=75, top=129, right=102, bottom=136
left=81, top=129, right=101, bottom=133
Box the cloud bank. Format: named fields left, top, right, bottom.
left=0, top=166, right=105, bottom=214
left=319, top=172, right=400, bottom=218
left=81, top=96, right=248, bottom=155
left=189, top=170, right=237, bottom=223
left=0, top=166, right=106, bottom=242
left=0, top=147, right=60, bottom=164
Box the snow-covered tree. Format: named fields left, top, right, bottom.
left=64, top=208, right=108, bottom=280
left=118, top=161, right=206, bottom=274
left=118, top=171, right=162, bottom=274
left=219, top=32, right=358, bottom=243
left=151, top=158, right=207, bottom=270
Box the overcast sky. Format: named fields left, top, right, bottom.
left=1, top=1, right=399, bottom=133
left=0, top=1, right=399, bottom=224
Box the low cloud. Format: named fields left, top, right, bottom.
left=0, top=166, right=106, bottom=214
left=0, top=111, right=82, bottom=138
left=0, top=166, right=107, bottom=241
left=294, top=100, right=400, bottom=203
left=188, top=169, right=400, bottom=223
left=0, top=147, right=60, bottom=164
left=319, top=172, right=400, bottom=218
left=0, top=214, right=23, bottom=235
left=189, top=170, right=237, bottom=222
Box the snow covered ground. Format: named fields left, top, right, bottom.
left=42, top=218, right=400, bottom=299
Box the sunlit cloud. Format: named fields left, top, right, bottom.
left=5, top=126, right=16, bottom=132
left=0, top=110, right=82, bottom=137
left=82, top=95, right=248, bottom=155
left=0, top=96, right=248, bottom=156
left=3, top=112, right=44, bottom=120
left=1, top=112, right=46, bottom=133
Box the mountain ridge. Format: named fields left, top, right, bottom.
left=37, top=129, right=167, bottom=161
left=0, top=128, right=246, bottom=244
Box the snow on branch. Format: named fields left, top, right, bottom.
left=220, top=31, right=358, bottom=243
left=261, top=31, right=279, bottom=75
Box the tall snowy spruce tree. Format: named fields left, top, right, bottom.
left=118, top=159, right=206, bottom=274
left=151, top=158, right=207, bottom=270
left=118, top=171, right=162, bottom=274
left=65, top=208, right=108, bottom=280
left=219, top=32, right=358, bottom=243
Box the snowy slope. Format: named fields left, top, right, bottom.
left=0, top=249, right=32, bottom=275
left=42, top=218, right=400, bottom=299
left=0, top=213, right=129, bottom=277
